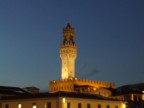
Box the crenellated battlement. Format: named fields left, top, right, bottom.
left=49, top=78, right=116, bottom=93
left=60, top=43, right=77, bottom=47
left=60, top=45, right=77, bottom=55
left=50, top=78, right=115, bottom=88
left=60, top=44, right=77, bottom=50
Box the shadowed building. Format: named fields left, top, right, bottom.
left=0, top=86, right=32, bottom=98
left=111, top=83, right=144, bottom=108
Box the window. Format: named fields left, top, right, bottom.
left=98, top=104, right=101, bottom=108
left=67, top=102, right=70, bottom=108
left=18, top=104, right=22, bottom=108
left=47, top=102, right=51, bottom=108
left=106, top=105, right=110, bottom=108
left=44, top=104, right=47, bottom=108
left=5, top=104, right=9, bottom=108
left=32, top=103, right=36, bottom=108
left=134, top=96, right=137, bottom=101
left=87, top=104, right=90, bottom=108
left=78, top=103, right=81, bottom=108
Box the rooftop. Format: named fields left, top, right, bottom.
left=0, top=86, right=32, bottom=95
left=0, top=91, right=120, bottom=101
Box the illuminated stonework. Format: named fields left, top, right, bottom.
left=49, top=78, right=116, bottom=97
left=60, top=23, right=77, bottom=79
left=49, top=23, right=116, bottom=96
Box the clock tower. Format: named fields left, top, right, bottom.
left=60, top=23, right=77, bottom=80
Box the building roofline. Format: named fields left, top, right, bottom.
left=0, top=91, right=122, bottom=102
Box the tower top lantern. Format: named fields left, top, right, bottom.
left=62, top=23, right=75, bottom=45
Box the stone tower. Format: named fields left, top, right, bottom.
left=60, top=23, right=77, bottom=80
left=49, top=23, right=115, bottom=94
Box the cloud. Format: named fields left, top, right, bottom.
left=79, top=69, right=101, bottom=79
left=86, top=69, right=100, bottom=78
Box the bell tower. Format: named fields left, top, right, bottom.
left=60, top=23, right=77, bottom=80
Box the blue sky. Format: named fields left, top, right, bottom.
left=0, top=0, right=144, bottom=91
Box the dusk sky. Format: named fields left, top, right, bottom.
left=0, top=0, right=144, bottom=91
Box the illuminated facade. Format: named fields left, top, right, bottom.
left=0, top=92, right=126, bottom=108
left=49, top=78, right=115, bottom=97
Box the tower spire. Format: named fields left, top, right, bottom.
left=60, top=23, right=77, bottom=80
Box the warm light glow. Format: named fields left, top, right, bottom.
left=131, top=94, right=134, bottom=101
left=63, top=98, right=66, bottom=103
left=142, top=94, right=144, bottom=101
left=44, top=104, right=47, bottom=108
left=142, top=91, right=144, bottom=93
left=121, top=103, right=126, bottom=108
left=18, top=104, right=22, bottom=108
left=33, top=105, right=36, bottom=108
left=74, top=77, right=77, bottom=80
left=93, top=88, right=96, bottom=91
